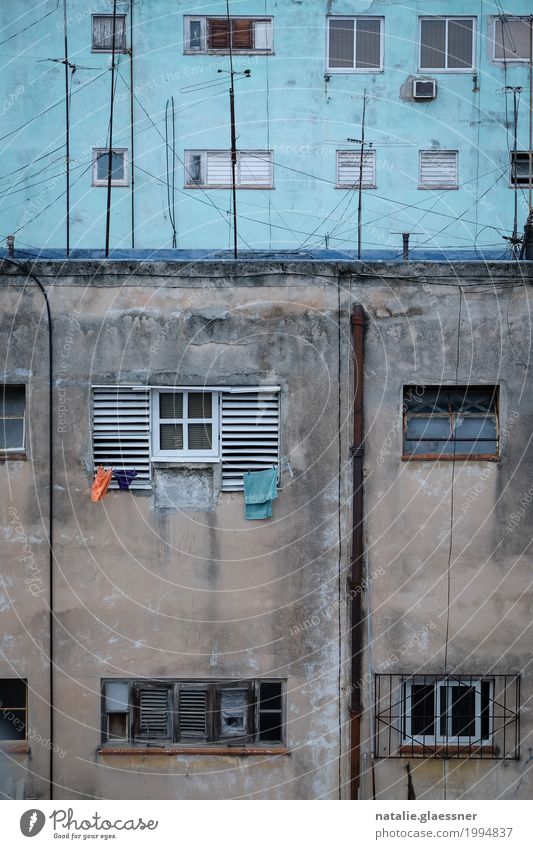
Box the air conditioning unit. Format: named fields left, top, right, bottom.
left=413, top=79, right=437, bottom=100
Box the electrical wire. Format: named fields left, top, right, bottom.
left=0, top=2, right=59, bottom=48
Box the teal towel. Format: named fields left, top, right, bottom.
left=243, top=467, right=278, bottom=520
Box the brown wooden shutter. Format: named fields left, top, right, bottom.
left=232, top=19, right=253, bottom=49
left=208, top=19, right=230, bottom=48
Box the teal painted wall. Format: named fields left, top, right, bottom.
left=0, top=0, right=532, bottom=254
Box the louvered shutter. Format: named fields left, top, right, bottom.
left=137, top=687, right=170, bottom=739
left=337, top=151, right=375, bottom=188
left=419, top=150, right=458, bottom=188
left=92, top=387, right=151, bottom=489
left=178, top=687, right=209, bottom=741
left=206, top=152, right=233, bottom=186
left=232, top=19, right=253, bottom=48
left=238, top=152, right=273, bottom=187
left=208, top=19, right=230, bottom=49
left=254, top=20, right=273, bottom=51
left=221, top=390, right=280, bottom=491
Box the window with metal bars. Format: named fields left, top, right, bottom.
left=102, top=680, right=284, bottom=746
left=184, top=16, right=273, bottom=54
left=0, top=678, right=28, bottom=742
left=374, top=674, right=520, bottom=759
left=92, top=385, right=280, bottom=491
left=402, top=385, right=499, bottom=460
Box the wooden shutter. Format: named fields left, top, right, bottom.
left=92, top=387, right=151, bottom=488
left=178, top=687, right=209, bottom=741
left=206, top=152, right=233, bottom=186
left=419, top=150, right=458, bottom=188
left=137, top=686, right=170, bottom=739
left=232, top=19, right=253, bottom=48
left=238, top=152, right=273, bottom=186
left=208, top=19, right=230, bottom=48
left=221, top=390, right=280, bottom=491
left=337, top=151, right=375, bottom=187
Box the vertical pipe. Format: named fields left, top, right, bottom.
left=105, top=0, right=118, bottom=258
left=350, top=304, right=365, bottom=799
left=129, top=0, right=135, bottom=249
left=529, top=17, right=532, bottom=213
left=63, top=0, right=70, bottom=256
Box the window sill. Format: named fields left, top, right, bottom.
left=418, top=186, right=459, bottom=191
left=152, top=461, right=217, bottom=469
left=0, top=452, right=27, bottom=462
left=185, top=50, right=275, bottom=57
left=399, top=744, right=494, bottom=757
left=98, top=746, right=288, bottom=756
left=336, top=185, right=376, bottom=190
left=402, top=454, right=499, bottom=462
left=418, top=68, right=474, bottom=74
left=185, top=185, right=274, bottom=191
left=0, top=743, right=30, bottom=754
left=326, top=68, right=384, bottom=74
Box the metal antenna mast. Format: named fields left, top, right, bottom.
left=105, top=0, right=118, bottom=258
left=348, top=90, right=370, bottom=260
left=63, top=0, right=70, bottom=256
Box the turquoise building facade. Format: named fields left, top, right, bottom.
left=1, top=0, right=533, bottom=256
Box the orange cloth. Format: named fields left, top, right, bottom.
left=91, top=466, right=113, bottom=502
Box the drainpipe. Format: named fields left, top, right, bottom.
left=350, top=304, right=365, bottom=800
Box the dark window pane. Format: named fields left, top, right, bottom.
left=259, top=712, right=283, bottom=742
left=1, top=386, right=25, bottom=416
left=189, top=20, right=202, bottom=50
left=421, top=18, right=446, bottom=68
left=189, top=154, right=202, bottom=184
left=404, top=386, right=448, bottom=414
left=495, top=19, right=531, bottom=60
left=411, top=684, right=435, bottom=737
left=160, top=424, right=183, bottom=450
left=0, top=418, right=24, bottom=450
left=453, top=416, right=497, bottom=441
left=355, top=18, right=381, bottom=68
left=0, top=678, right=26, bottom=706
left=448, top=18, right=473, bottom=68
left=0, top=711, right=26, bottom=741
left=159, top=393, right=183, bottom=419
left=481, top=681, right=491, bottom=739
left=108, top=713, right=128, bottom=740
left=406, top=439, right=455, bottom=456
left=260, top=682, right=282, bottom=711
left=188, top=423, right=212, bottom=450
left=450, top=685, right=476, bottom=737
left=96, top=151, right=125, bottom=181
left=329, top=19, right=354, bottom=68
left=188, top=393, right=212, bottom=419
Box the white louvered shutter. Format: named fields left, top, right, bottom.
left=206, top=152, right=233, bottom=185
left=337, top=151, right=375, bottom=187
left=238, top=151, right=273, bottom=186
left=221, top=390, right=280, bottom=491
left=254, top=20, right=273, bottom=51
left=138, top=688, right=169, bottom=738
left=92, top=387, right=151, bottom=488
left=178, top=688, right=208, bottom=741
left=419, top=150, right=458, bottom=188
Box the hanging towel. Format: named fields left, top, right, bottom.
left=243, top=467, right=278, bottom=520
left=91, top=466, right=113, bottom=502
left=113, top=469, right=137, bottom=491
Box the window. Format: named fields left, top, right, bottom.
left=0, top=385, right=25, bottom=455
left=92, top=149, right=128, bottom=187
left=327, top=17, right=383, bottom=71
left=419, top=17, right=475, bottom=71
left=336, top=150, right=376, bottom=188
left=92, top=386, right=280, bottom=490
left=184, top=150, right=274, bottom=189
left=184, top=16, right=273, bottom=54
left=493, top=17, right=532, bottom=61
left=102, top=679, right=284, bottom=746
left=403, top=385, right=499, bottom=460
left=510, top=151, right=533, bottom=187
left=419, top=150, right=458, bottom=189
left=152, top=390, right=219, bottom=461
left=0, top=679, right=27, bottom=742
left=92, top=14, right=127, bottom=52
left=375, top=673, right=520, bottom=759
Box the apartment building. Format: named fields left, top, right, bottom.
left=1, top=1, right=533, bottom=254
left=0, top=256, right=531, bottom=799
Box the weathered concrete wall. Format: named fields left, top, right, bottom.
left=0, top=259, right=532, bottom=800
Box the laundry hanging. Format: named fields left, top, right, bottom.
left=91, top=466, right=113, bottom=502
left=113, top=469, right=137, bottom=491
left=243, top=467, right=278, bottom=520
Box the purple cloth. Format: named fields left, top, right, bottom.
left=113, top=469, right=137, bottom=490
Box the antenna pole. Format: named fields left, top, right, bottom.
left=357, top=90, right=368, bottom=260
left=105, top=0, right=118, bottom=258
left=227, top=0, right=238, bottom=259
left=63, top=0, right=70, bottom=256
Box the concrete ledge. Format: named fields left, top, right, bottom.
left=98, top=746, right=289, bottom=756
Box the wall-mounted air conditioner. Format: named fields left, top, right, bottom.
left=413, top=79, right=437, bottom=100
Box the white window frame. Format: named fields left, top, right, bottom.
left=336, top=149, right=377, bottom=188
left=183, top=16, right=274, bottom=54
left=326, top=16, right=384, bottom=73
left=493, top=17, right=533, bottom=63
left=418, top=149, right=459, bottom=190
left=0, top=384, right=26, bottom=454
left=91, top=14, right=127, bottom=53
left=403, top=678, right=492, bottom=747
left=151, top=389, right=220, bottom=462
left=418, top=16, right=476, bottom=73
left=92, top=148, right=129, bottom=187
left=184, top=150, right=274, bottom=189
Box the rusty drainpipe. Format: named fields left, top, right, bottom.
left=350, top=304, right=365, bottom=800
